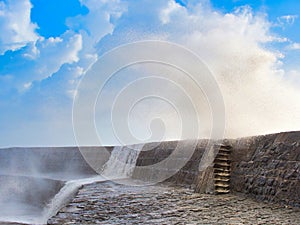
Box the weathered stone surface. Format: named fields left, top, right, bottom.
left=133, top=140, right=223, bottom=188
left=48, top=181, right=300, bottom=225
left=231, top=131, right=300, bottom=207
left=194, top=166, right=215, bottom=194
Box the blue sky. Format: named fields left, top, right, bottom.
left=30, top=0, right=89, bottom=37
left=0, top=0, right=300, bottom=147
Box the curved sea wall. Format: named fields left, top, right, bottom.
left=0, top=130, right=299, bottom=223
left=132, top=131, right=300, bottom=207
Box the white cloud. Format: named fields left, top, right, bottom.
left=54, top=0, right=128, bottom=85
left=26, top=33, right=81, bottom=81
left=160, top=0, right=183, bottom=24
left=287, top=42, right=300, bottom=50
left=18, top=0, right=127, bottom=94
left=278, top=14, right=298, bottom=26
left=0, top=32, right=83, bottom=92
left=0, top=0, right=38, bottom=54
left=23, top=82, right=32, bottom=90
left=32, top=32, right=82, bottom=81
left=68, top=0, right=127, bottom=52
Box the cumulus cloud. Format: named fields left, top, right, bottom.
left=160, top=0, right=183, bottom=24
left=18, top=0, right=125, bottom=92
left=0, top=32, right=83, bottom=93
left=35, top=32, right=82, bottom=73
left=0, top=0, right=38, bottom=54
left=67, top=0, right=127, bottom=69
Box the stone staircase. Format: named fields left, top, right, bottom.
left=213, top=145, right=231, bottom=194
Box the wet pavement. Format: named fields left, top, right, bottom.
left=48, top=181, right=300, bottom=225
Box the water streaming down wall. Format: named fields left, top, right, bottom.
left=101, top=144, right=143, bottom=179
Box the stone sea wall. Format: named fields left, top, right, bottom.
left=2, top=131, right=299, bottom=208
left=230, top=131, right=300, bottom=207
left=133, top=131, right=300, bottom=207
left=133, top=139, right=215, bottom=187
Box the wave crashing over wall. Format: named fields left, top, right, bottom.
left=0, top=145, right=143, bottom=224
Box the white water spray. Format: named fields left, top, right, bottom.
left=42, top=144, right=143, bottom=224
left=42, top=176, right=105, bottom=223
left=101, top=145, right=143, bottom=179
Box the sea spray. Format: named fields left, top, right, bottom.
left=42, top=176, right=105, bottom=223
left=43, top=144, right=143, bottom=223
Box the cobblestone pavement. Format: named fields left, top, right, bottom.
left=48, top=181, right=300, bottom=225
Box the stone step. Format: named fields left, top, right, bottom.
left=216, top=144, right=232, bottom=149
left=215, top=155, right=229, bottom=160
left=214, top=177, right=230, bottom=182
left=215, top=184, right=230, bottom=189
left=214, top=162, right=230, bottom=167
left=215, top=189, right=230, bottom=194
left=214, top=157, right=231, bottom=163
left=217, top=152, right=230, bottom=157
left=214, top=161, right=230, bottom=165
left=214, top=167, right=231, bottom=172
left=214, top=172, right=230, bottom=177
left=215, top=182, right=230, bottom=188
left=213, top=146, right=231, bottom=195
left=214, top=168, right=230, bottom=175
left=218, top=148, right=231, bottom=153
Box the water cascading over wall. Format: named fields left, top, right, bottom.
left=101, top=145, right=143, bottom=179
